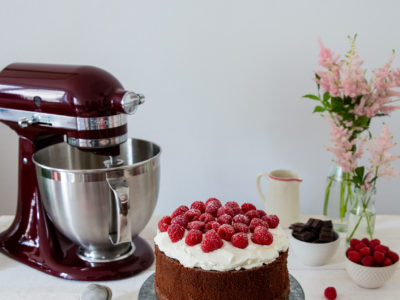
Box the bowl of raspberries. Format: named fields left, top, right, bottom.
left=346, top=238, right=399, bottom=288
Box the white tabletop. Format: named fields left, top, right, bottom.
left=0, top=215, right=399, bottom=300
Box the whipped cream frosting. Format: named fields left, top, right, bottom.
left=154, top=226, right=289, bottom=271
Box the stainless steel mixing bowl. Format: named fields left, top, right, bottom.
left=33, top=138, right=160, bottom=263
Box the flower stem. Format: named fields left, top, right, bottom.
left=365, top=214, right=373, bottom=239
left=347, top=214, right=363, bottom=243
left=340, top=180, right=345, bottom=220
left=324, top=178, right=333, bottom=215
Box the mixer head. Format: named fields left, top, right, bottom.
left=0, top=63, right=144, bottom=150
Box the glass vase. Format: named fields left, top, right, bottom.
left=323, top=165, right=354, bottom=232
left=346, top=187, right=376, bottom=245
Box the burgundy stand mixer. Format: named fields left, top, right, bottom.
left=0, top=63, right=160, bottom=280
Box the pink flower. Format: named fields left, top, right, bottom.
left=367, top=124, right=399, bottom=180
left=326, top=116, right=361, bottom=173
left=316, top=70, right=341, bottom=97
left=317, top=37, right=342, bottom=71
left=309, top=37, right=400, bottom=190
left=341, top=56, right=369, bottom=98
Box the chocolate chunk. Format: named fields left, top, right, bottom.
left=291, top=218, right=338, bottom=244
left=289, top=223, right=308, bottom=233
left=322, top=220, right=333, bottom=228
left=320, top=227, right=333, bottom=234
left=319, top=231, right=334, bottom=242
left=305, top=218, right=314, bottom=227
left=293, top=231, right=315, bottom=242
left=309, top=219, right=323, bottom=231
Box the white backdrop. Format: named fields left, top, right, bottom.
left=0, top=0, right=399, bottom=216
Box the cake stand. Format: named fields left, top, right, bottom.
left=138, top=273, right=305, bottom=300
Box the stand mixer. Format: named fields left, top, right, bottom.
left=0, top=63, right=160, bottom=280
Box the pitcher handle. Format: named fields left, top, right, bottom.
left=106, top=175, right=132, bottom=245
left=256, top=172, right=269, bottom=203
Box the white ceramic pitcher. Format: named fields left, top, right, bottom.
left=256, top=169, right=302, bottom=228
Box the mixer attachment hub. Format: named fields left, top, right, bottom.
left=103, top=156, right=124, bottom=168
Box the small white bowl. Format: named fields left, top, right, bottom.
left=345, top=256, right=399, bottom=289
left=289, top=233, right=340, bottom=266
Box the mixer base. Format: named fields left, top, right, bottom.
left=0, top=234, right=154, bottom=281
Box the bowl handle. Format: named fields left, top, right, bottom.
left=106, top=174, right=132, bottom=245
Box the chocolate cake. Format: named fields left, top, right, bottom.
left=155, top=246, right=289, bottom=300
left=154, top=199, right=290, bottom=300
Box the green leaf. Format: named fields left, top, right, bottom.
left=315, top=73, right=321, bottom=91
left=313, top=106, right=325, bottom=113
left=303, top=94, right=320, bottom=101
left=355, top=116, right=370, bottom=128
left=331, top=97, right=343, bottom=112
left=355, top=166, right=365, bottom=181
left=323, top=92, right=330, bottom=101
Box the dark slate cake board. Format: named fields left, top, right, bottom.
left=139, top=273, right=305, bottom=300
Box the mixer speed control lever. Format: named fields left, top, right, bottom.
left=18, top=116, right=39, bottom=128
left=18, top=115, right=51, bottom=128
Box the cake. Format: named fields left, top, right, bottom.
left=154, top=198, right=290, bottom=300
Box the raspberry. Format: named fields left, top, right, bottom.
left=217, top=224, right=235, bottom=241
left=225, top=201, right=242, bottom=215
left=346, top=248, right=352, bottom=257
left=369, top=239, right=380, bottom=250
left=217, top=214, right=233, bottom=225
left=263, top=215, right=280, bottom=229
left=201, top=229, right=223, bottom=252
left=185, top=229, right=203, bottom=246
left=361, top=238, right=370, bottom=246
left=355, top=242, right=367, bottom=251
left=383, top=257, right=393, bottom=266
left=233, top=214, right=250, bottom=225
left=251, top=226, right=273, bottom=245
left=158, top=216, right=171, bottom=232
left=171, top=215, right=188, bottom=228
left=257, top=210, right=267, bottom=217
left=349, top=238, right=360, bottom=249
left=217, top=206, right=235, bottom=217
left=205, top=221, right=220, bottom=232
left=190, top=201, right=206, bottom=213
left=361, top=255, right=374, bottom=267
left=199, top=213, right=215, bottom=224
left=324, top=287, right=337, bottom=300
left=205, top=202, right=220, bottom=216
left=187, top=221, right=205, bottom=231
left=245, top=209, right=260, bottom=220
left=387, top=250, right=399, bottom=263
left=184, top=209, right=201, bottom=222
left=205, top=197, right=222, bottom=207
left=167, top=224, right=185, bottom=242
left=249, top=218, right=268, bottom=232
left=231, top=232, right=249, bottom=249
left=374, top=244, right=389, bottom=254
left=233, top=222, right=249, bottom=233
left=241, top=203, right=256, bottom=213
left=171, top=205, right=189, bottom=219
left=359, top=247, right=371, bottom=257
left=347, top=250, right=361, bottom=263
left=373, top=251, right=385, bottom=263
